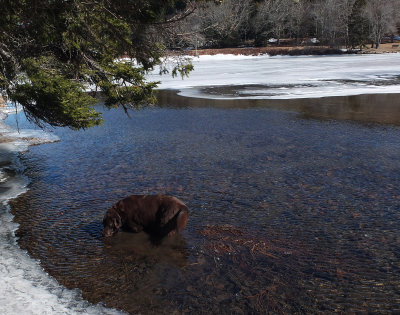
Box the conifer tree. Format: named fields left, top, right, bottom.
left=348, top=0, right=369, bottom=49
left=0, top=0, right=196, bottom=129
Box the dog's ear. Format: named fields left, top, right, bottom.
left=103, top=211, right=111, bottom=226
left=113, top=213, right=122, bottom=229
left=114, top=201, right=125, bottom=213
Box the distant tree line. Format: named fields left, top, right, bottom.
left=169, top=0, right=400, bottom=49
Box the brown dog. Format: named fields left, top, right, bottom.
left=102, top=195, right=188, bottom=237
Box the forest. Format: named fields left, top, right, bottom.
left=167, top=0, right=400, bottom=50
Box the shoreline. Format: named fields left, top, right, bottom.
left=0, top=104, right=124, bottom=315
left=170, top=42, right=400, bottom=57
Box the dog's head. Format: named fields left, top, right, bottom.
left=102, top=207, right=122, bottom=237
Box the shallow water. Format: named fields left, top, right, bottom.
left=0, top=106, right=123, bottom=315
left=7, top=92, right=400, bottom=314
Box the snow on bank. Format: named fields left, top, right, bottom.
left=149, top=53, right=400, bottom=99
left=0, top=105, right=124, bottom=315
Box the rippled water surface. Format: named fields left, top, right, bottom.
left=8, top=92, right=400, bottom=314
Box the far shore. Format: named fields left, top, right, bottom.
left=174, top=42, right=400, bottom=57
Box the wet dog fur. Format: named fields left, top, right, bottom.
left=102, top=194, right=188, bottom=238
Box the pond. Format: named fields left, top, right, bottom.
left=7, top=91, right=400, bottom=314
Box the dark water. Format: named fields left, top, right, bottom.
left=7, top=92, right=400, bottom=314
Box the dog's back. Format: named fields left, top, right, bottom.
left=103, top=194, right=188, bottom=237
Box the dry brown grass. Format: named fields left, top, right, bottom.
left=169, top=42, right=400, bottom=57
left=362, top=42, right=400, bottom=54
left=184, top=45, right=343, bottom=56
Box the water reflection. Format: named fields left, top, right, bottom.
left=8, top=92, right=400, bottom=314
left=157, top=89, right=400, bottom=125
left=104, top=232, right=188, bottom=268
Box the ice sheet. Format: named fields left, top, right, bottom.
left=149, top=53, right=400, bottom=99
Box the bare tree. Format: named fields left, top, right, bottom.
left=364, top=0, right=397, bottom=48
left=255, top=0, right=294, bottom=45
left=289, top=0, right=313, bottom=45
left=200, top=0, right=254, bottom=47
left=163, top=5, right=206, bottom=50
left=312, top=0, right=355, bottom=48
left=147, top=0, right=400, bottom=51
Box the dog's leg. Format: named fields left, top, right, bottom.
left=128, top=221, right=143, bottom=233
